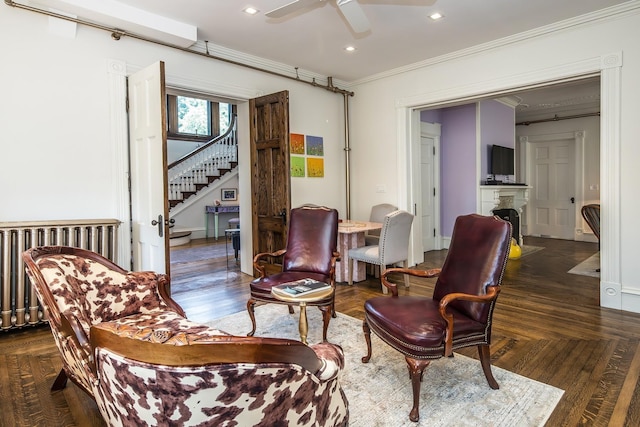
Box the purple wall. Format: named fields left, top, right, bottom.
left=480, top=100, right=515, bottom=182
left=440, top=104, right=477, bottom=237
left=422, top=100, right=514, bottom=239
left=421, top=109, right=442, bottom=123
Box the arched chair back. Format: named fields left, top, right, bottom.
left=365, top=203, right=398, bottom=245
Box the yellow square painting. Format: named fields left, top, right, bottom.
left=307, top=157, right=324, bottom=177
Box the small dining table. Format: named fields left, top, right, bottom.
left=335, top=221, right=382, bottom=283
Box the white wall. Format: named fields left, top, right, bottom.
left=348, top=8, right=640, bottom=312
left=0, top=5, right=346, bottom=275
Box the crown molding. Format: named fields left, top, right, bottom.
left=349, top=2, right=640, bottom=87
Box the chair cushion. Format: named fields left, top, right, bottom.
left=364, top=296, right=486, bottom=358
left=99, top=311, right=230, bottom=344
left=347, top=245, right=381, bottom=265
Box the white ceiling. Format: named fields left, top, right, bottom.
left=25, top=0, right=621, bottom=118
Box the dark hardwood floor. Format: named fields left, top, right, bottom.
left=2, top=236, right=639, bottom=426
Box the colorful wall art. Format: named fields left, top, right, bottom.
left=307, top=157, right=324, bottom=177
left=306, top=135, right=324, bottom=156
left=290, top=133, right=305, bottom=154
left=290, top=156, right=305, bottom=177
left=290, top=133, right=325, bottom=178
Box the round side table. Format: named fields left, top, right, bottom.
left=271, top=285, right=333, bottom=345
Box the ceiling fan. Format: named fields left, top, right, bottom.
left=266, top=0, right=434, bottom=34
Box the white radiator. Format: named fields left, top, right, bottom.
left=0, top=219, right=120, bottom=331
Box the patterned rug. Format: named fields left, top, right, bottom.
left=568, top=252, right=600, bottom=278
left=211, top=305, right=564, bottom=426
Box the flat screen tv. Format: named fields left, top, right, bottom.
left=491, top=145, right=515, bottom=175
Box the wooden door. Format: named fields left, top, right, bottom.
left=250, top=91, right=291, bottom=276
left=529, top=139, right=576, bottom=239
left=128, top=61, right=170, bottom=276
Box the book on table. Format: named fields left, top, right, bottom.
left=272, top=278, right=331, bottom=297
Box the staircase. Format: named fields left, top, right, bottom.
left=168, top=115, right=238, bottom=210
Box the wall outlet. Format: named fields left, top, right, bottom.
left=376, top=185, right=386, bottom=193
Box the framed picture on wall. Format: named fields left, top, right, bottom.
left=221, top=188, right=237, bottom=201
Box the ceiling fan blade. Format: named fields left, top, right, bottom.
left=266, top=0, right=324, bottom=18
left=336, top=0, right=370, bottom=33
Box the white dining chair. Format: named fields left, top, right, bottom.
left=347, top=210, right=414, bottom=293
left=365, top=203, right=398, bottom=246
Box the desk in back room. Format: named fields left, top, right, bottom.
left=205, top=205, right=239, bottom=239
left=336, top=221, right=382, bottom=283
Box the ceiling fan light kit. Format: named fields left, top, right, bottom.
left=266, top=0, right=372, bottom=33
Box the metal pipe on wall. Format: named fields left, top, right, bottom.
left=516, top=112, right=600, bottom=126
left=5, top=0, right=356, bottom=217
left=343, top=93, right=352, bottom=220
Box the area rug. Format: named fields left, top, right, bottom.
left=211, top=305, right=564, bottom=426
left=568, top=252, right=600, bottom=278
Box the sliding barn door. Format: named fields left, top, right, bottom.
left=250, top=91, right=291, bottom=276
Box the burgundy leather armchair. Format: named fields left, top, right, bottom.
left=361, top=214, right=512, bottom=422
left=248, top=205, right=339, bottom=341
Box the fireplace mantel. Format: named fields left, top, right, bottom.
left=479, top=185, right=531, bottom=244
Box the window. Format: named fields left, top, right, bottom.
left=177, top=96, right=210, bottom=136
left=167, top=93, right=232, bottom=141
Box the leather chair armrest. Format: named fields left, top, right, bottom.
left=438, top=285, right=501, bottom=356
left=381, top=267, right=442, bottom=296
left=252, top=248, right=287, bottom=277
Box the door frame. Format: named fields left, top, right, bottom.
left=398, top=52, right=622, bottom=310
left=519, top=131, right=586, bottom=241
left=107, top=58, right=261, bottom=273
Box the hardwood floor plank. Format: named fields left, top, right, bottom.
left=609, top=341, right=640, bottom=425
left=3, top=236, right=640, bottom=425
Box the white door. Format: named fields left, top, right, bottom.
left=421, top=135, right=436, bottom=251
left=529, top=139, right=576, bottom=239
left=128, top=61, right=170, bottom=273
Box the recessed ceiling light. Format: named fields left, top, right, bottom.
left=429, top=12, right=443, bottom=20
left=243, top=7, right=259, bottom=15
left=344, top=46, right=356, bottom=52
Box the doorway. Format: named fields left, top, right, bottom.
left=402, top=57, right=622, bottom=309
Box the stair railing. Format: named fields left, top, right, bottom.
left=168, top=115, right=237, bottom=203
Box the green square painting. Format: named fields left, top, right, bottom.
left=291, top=156, right=305, bottom=177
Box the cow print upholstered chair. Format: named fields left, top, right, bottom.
left=361, top=214, right=511, bottom=422
left=22, top=245, right=190, bottom=397
left=24, top=245, right=349, bottom=426
left=90, top=323, right=349, bottom=427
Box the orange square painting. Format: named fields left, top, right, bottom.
left=290, top=133, right=304, bottom=154
left=307, top=157, right=324, bottom=178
